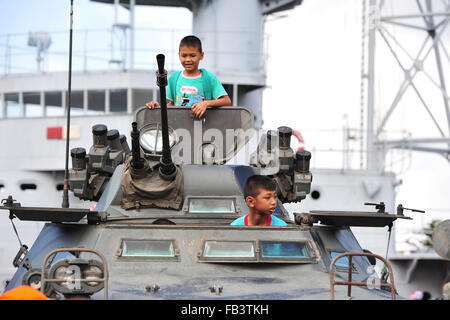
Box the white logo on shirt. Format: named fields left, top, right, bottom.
left=180, top=86, right=199, bottom=95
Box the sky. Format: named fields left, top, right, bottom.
left=0, top=0, right=192, bottom=72
left=1, top=0, right=450, bottom=232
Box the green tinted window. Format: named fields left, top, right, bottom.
left=261, top=242, right=310, bottom=259
left=122, top=240, right=174, bottom=257
left=203, top=241, right=255, bottom=258
left=189, top=198, right=236, bottom=214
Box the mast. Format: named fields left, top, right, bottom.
left=370, top=0, right=450, bottom=162
left=366, top=0, right=377, bottom=171
left=129, top=0, right=135, bottom=70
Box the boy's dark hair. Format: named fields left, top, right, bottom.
left=179, top=35, right=203, bottom=52
left=244, top=175, right=277, bottom=199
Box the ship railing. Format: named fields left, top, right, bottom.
left=0, top=27, right=269, bottom=76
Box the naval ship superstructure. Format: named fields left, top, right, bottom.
left=0, top=0, right=448, bottom=298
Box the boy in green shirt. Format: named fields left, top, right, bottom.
left=146, top=35, right=231, bottom=118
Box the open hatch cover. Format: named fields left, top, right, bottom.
left=0, top=206, right=105, bottom=224
left=134, top=106, right=254, bottom=165
left=294, top=211, right=412, bottom=227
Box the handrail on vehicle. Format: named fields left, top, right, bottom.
left=40, top=247, right=109, bottom=300
left=329, top=250, right=396, bottom=300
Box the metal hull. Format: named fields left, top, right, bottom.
left=5, top=221, right=396, bottom=300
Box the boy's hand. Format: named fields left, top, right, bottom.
left=146, top=101, right=159, bottom=109
left=191, top=101, right=209, bottom=119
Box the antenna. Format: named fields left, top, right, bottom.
left=62, top=0, right=74, bottom=208
left=27, top=31, right=52, bottom=72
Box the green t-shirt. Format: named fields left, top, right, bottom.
left=167, top=70, right=228, bottom=107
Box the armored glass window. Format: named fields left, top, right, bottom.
left=260, top=241, right=310, bottom=259
left=120, top=240, right=176, bottom=259
left=188, top=198, right=236, bottom=214
left=329, top=251, right=358, bottom=273
left=202, top=241, right=255, bottom=258
left=330, top=252, right=349, bottom=268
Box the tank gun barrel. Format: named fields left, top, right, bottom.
left=130, top=122, right=144, bottom=170
left=156, top=54, right=176, bottom=180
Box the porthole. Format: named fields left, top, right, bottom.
left=20, top=183, right=37, bottom=191
left=311, top=190, right=320, bottom=200
left=56, top=183, right=64, bottom=191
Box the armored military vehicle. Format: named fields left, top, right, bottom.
left=1, top=54, right=419, bottom=300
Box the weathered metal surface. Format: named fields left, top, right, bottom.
left=432, top=219, right=450, bottom=260
left=4, top=221, right=397, bottom=299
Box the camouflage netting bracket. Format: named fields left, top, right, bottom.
left=121, top=155, right=183, bottom=211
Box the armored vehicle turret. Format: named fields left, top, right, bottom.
left=1, top=55, right=416, bottom=300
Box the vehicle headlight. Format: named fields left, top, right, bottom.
left=53, top=265, right=74, bottom=287
left=22, top=268, right=54, bottom=296
left=139, top=124, right=177, bottom=155
left=82, top=265, right=103, bottom=287
left=48, top=258, right=104, bottom=296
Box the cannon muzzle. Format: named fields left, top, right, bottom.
left=156, top=54, right=176, bottom=180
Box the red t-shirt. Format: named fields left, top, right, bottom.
left=244, top=214, right=272, bottom=226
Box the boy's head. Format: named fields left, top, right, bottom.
left=179, top=35, right=204, bottom=73
left=179, top=35, right=203, bottom=53
left=244, top=175, right=277, bottom=215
